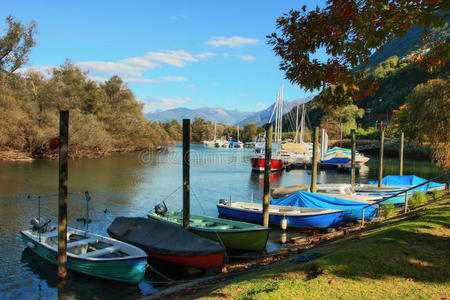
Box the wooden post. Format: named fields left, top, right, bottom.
left=262, top=123, right=273, bottom=227
left=311, top=127, right=319, bottom=193
left=58, top=110, right=69, bottom=280
left=404, top=191, right=408, bottom=213
left=351, top=129, right=356, bottom=191
left=378, top=129, right=384, bottom=188
left=182, top=119, right=190, bottom=230
left=361, top=208, right=365, bottom=227
left=399, top=132, right=404, bottom=176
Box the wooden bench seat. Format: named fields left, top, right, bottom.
left=80, top=246, right=121, bottom=258
left=67, top=238, right=97, bottom=248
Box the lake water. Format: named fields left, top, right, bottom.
left=0, top=144, right=445, bottom=299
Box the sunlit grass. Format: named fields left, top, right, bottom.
left=186, top=195, right=450, bottom=300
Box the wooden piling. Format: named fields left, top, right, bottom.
left=399, top=131, right=404, bottom=176
left=351, top=129, right=356, bottom=191
left=311, top=127, right=319, bottom=193
left=378, top=129, right=384, bottom=188
left=262, top=123, right=273, bottom=227
left=58, top=110, right=69, bottom=280
left=182, top=119, right=190, bottom=230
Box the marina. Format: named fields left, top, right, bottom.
left=0, top=141, right=446, bottom=299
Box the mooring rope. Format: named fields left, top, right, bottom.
left=191, top=187, right=206, bottom=215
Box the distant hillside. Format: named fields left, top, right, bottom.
left=237, top=96, right=314, bottom=126
left=145, top=107, right=254, bottom=124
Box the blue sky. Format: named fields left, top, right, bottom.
left=3, top=0, right=327, bottom=113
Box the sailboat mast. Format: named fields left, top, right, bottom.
left=214, top=123, right=216, bottom=143
left=237, top=125, right=239, bottom=142
left=294, top=104, right=299, bottom=142
left=300, top=104, right=305, bottom=143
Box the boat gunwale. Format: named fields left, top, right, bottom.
left=20, top=228, right=148, bottom=262
left=148, top=213, right=270, bottom=233
left=217, top=203, right=344, bottom=217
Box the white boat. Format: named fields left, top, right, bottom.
left=20, top=225, right=148, bottom=284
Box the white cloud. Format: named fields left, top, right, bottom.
left=239, top=94, right=248, bottom=98
left=123, top=78, right=162, bottom=83
left=17, top=65, right=56, bottom=76
left=238, top=55, right=255, bottom=61
left=77, top=61, right=144, bottom=77
left=256, top=102, right=266, bottom=107
left=75, top=50, right=214, bottom=78
left=209, top=82, right=219, bottom=86
left=187, top=84, right=196, bottom=89
left=143, top=96, right=191, bottom=112
left=161, top=76, right=188, bottom=82
left=204, top=36, right=259, bottom=47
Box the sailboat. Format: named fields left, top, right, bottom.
left=277, top=104, right=312, bottom=167
left=251, top=86, right=285, bottom=172
left=203, top=123, right=216, bottom=147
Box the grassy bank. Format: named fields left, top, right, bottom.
left=185, top=196, right=450, bottom=299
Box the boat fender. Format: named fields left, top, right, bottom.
left=281, top=217, right=288, bottom=231
left=219, top=199, right=228, bottom=206
left=26, top=242, right=36, bottom=250
left=155, top=201, right=168, bottom=216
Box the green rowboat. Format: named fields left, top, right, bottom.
left=20, top=227, right=148, bottom=284
left=148, top=212, right=269, bottom=252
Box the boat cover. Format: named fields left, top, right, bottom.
left=367, top=175, right=444, bottom=193
left=270, top=191, right=378, bottom=221
left=107, top=217, right=224, bottom=256
left=228, top=141, right=238, bottom=147
left=320, top=157, right=351, bottom=164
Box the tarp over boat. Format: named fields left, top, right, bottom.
left=320, top=157, right=351, bottom=164
left=367, top=175, right=444, bottom=193
left=270, top=191, right=378, bottom=221
left=107, top=217, right=224, bottom=256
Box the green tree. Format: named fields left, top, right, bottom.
left=321, top=104, right=364, bottom=141
left=242, top=123, right=258, bottom=142
left=268, top=1, right=448, bottom=106
left=0, top=15, right=36, bottom=73
left=392, top=78, right=449, bottom=169
left=191, top=118, right=212, bottom=142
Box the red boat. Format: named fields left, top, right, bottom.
left=251, top=157, right=284, bottom=172
left=107, top=217, right=225, bottom=269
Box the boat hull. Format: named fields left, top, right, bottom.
left=20, top=232, right=147, bottom=284
left=251, top=157, right=284, bottom=172
left=217, top=205, right=344, bottom=229
left=147, top=250, right=224, bottom=269
left=148, top=213, right=269, bottom=252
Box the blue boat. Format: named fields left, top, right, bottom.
left=270, top=191, right=379, bottom=221
left=367, top=175, right=445, bottom=193
left=217, top=201, right=344, bottom=229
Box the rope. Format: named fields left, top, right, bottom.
left=0, top=191, right=85, bottom=201
left=191, top=188, right=206, bottom=215
left=147, top=264, right=173, bottom=281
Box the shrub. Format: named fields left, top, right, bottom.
left=432, top=190, right=443, bottom=200
left=409, top=191, right=427, bottom=208
left=382, top=203, right=395, bottom=219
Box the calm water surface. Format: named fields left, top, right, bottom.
left=0, top=144, right=445, bottom=299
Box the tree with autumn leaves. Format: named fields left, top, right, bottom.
left=268, top=0, right=448, bottom=105
left=269, top=0, right=449, bottom=168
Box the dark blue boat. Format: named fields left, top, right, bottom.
left=217, top=201, right=344, bottom=229
left=270, top=191, right=379, bottom=221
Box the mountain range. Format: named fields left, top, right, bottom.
left=145, top=96, right=314, bottom=126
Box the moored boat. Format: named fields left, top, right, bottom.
left=20, top=226, right=148, bottom=284
left=271, top=191, right=379, bottom=221
left=148, top=211, right=270, bottom=252
left=217, top=201, right=344, bottom=229
left=107, top=217, right=225, bottom=269
left=251, top=157, right=284, bottom=172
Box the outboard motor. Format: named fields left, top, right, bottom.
left=30, top=217, right=52, bottom=233
left=219, top=199, right=228, bottom=206
left=154, top=201, right=168, bottom=216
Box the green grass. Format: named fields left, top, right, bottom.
left=186, top=196, right=450, bottom=300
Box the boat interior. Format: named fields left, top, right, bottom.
left=30, top=230, right=128, bottom=258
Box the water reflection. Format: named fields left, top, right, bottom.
left=0, top=144, right=445, bottom=299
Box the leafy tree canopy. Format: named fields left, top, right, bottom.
left=268, top=0, right=449, bottom=106
left=0, top=15, right=36, bottom=73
